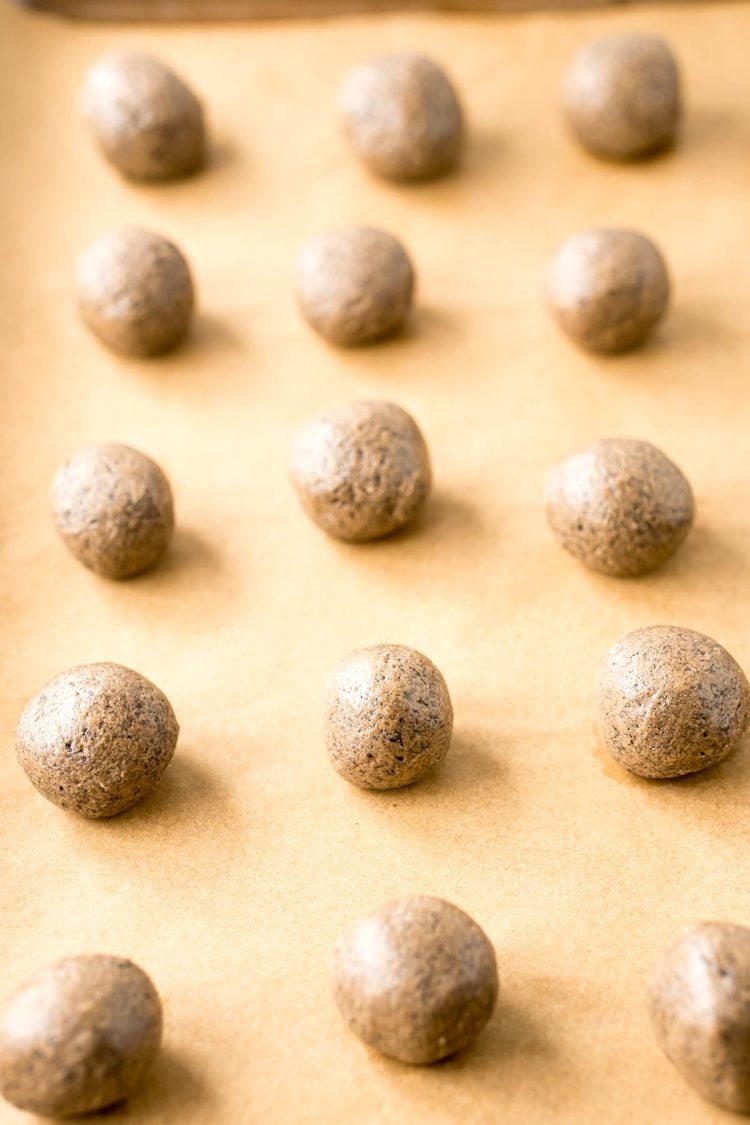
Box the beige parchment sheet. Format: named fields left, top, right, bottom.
left=2, top=2, right=750, bottom=1121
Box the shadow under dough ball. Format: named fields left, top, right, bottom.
left=545, top=228, right=670, bottom=353
left=563, top=33, right=681, bottom=160
left=596, top=625, right=750, bottom=779
left=649, top=922, right=750, bottom=1113
left=82, top=52, right=206, bottom=180
left=51, top=442, right=174, bottom=579
left=325, top=644, right=453, bottom=789
left=290, top=400, right=431, bottom=542
left=339, top=52, right=464, bottom=181
left=296, top=226, right=415, bottom=347
left=0, top=955, right=162, bottom=1118
left=76, top=227, right=194, bottom=356
left=333, top=896, right=498, bottom=1064
left=545, top=437, right=693, bottom=577
left=16, top=662, right=179, bottom=818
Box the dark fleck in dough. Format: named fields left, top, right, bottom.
left=16, top=662, right=179, bottom=818
left=325, top=644, right=453, bottom=789
left=545, top=438, right=693, bottom=577
left=649, top=922, right=750, bottom=1112
left=596, top=625, right=749, bottom=778
left=51, top=443, right=174, bottom=579
left=0, top=954, right=162, bottom=1118
left=82, top=52, right=206, bottom=181
left=296, top=226, right=415, bottom=347
left=333, top=896, right=497, bottom=1064
left=290, top=400, right=431, bottom=542
left=76, top=227, right=194, bottom=357
left=339, top=52, right=464, bottom=181
left=545, top=228, right=670, bottom=353
left=563, top=34, right=681, bottom=160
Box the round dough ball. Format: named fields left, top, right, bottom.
left=596, top=625, right=750, bottom=779
left=82, top=52, right=206, bottom=181
left=296, top=226, right=415, bottom=347
left=649, top=922, right=750, bottom=1112
left=563, top=34, right=681, bottom=160
left=0, top=954, right=162, bottom=1117
left=326, top=644, right=453, bottom=789
left=290, top=400, right=431, bottom=542
left=545, top=437, right=694, bottom=577
left=333, top=896, right=497, bottom=1064
left=16, top=662, right=179, bottom=818
left=339, top=52, right=464, bottom=181
left=76, top=227, right=194, bottom=357
left=545, top=228, right=670, bottom=353
left=51, top=442, right=174, bottom=579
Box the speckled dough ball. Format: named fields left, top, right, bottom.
left=0, top=954, right=162, bottom=1118
left=333, top=896, right=497, bottom=1064
left=82, top=52, right=206, bottom=180
left=649, top=923, right=750, bottom=1112
left=339, top=52, right=464, bottom=181
left=545, top=438, right=693, bottom=577
left=296, top=226, right=415, bottom=347
left=596, top=626, right=750, bottom=779
left=51, top=443, right=174, bottom=579
left=76, top=227, right=194, bottom=356
left=16, top=662, right=179, bottom=818
left=326, top=644, right=453, bottom=789
left=290, top=400, right=431, bottom=542
left=545, top=228, right=670, bottom=353
left=564, top=34, right=681, bottom=160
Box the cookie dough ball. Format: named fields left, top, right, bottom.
left=326, top=644, right=453, bottom=789
left=0, top=955, right=162, bottom=1117
left=545, top=438, right=694, bottom=577
left=76, top=227, right=194, bottom=357
left=51, top=442, right=174, bottom=579
left=545, top=228, right=670, bottom=353
left=16, top=662, right=179, bottom=818
left=290, top=400, right=431, bottom=542
left=596, top=626, right=750, bottom=779
left=649, top=923, right=750, bottom=1112
left=333, top=896, right=497, bottom=1064
left=339, top=52, right=464, bottom=181
left=564, top=34, right=681, bottom=160
left=296, top=226, right=415, bottom=347
left=82, top=52, right=206, bottom=181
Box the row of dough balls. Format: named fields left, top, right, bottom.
left=3, top=914, right=749, bottom=1117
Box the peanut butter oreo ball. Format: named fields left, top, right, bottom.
left=333, top=896, right=498, bottom=1064
left=564, top=34, right=681, bottom=160
left=77, top=227, right=194, bottom=356
left=16, top=662, right=179, bottom=817
left=545, top=438, right=693, bottom=577
left=326, top=644, right=453, bottom=789
left=0, top=955, right=162, bottom=1118
left=545, top=228, right=670, bottom=353
left=290, top=400, right=431, bottom=542
left=596, top=626, right=750, bottom=779
left=82, top=52, right=206, bottom=181
left=339, top=52, right=464, bottom=181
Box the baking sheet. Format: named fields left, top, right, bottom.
left=2, top=2, right=750, bottom=1121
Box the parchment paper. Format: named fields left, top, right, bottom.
left=2, top=3, right=750, bottom=1121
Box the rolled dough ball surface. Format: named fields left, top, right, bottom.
left=51, top=442, right=174, bottom=579
left=545, top=228, right=670, bottom=353
left=16, top=662, right=179, bottom=818
left=596, top=625, right=750, bottom=778
left=339, top=52, right=464, bottom=181
left=290, top=400, right=431, bottom=542
left=325, top=644, right=453, bottom=789
left=333, top=896, right=498, bottom=1064
left=76, top=227, right=194, bottom=357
